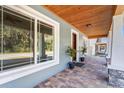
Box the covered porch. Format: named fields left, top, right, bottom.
left=35, top=56, right=108, bottom=88
left=0, top=5, right=124, bottom=88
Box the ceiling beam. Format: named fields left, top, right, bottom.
left=88, top=34, right=107, bottom=39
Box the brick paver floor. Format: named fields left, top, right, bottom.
left=35, top=56, right=110, bottom=88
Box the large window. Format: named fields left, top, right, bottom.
left=37, top=20, right=54, bottom=63
left=0, top=6, right=55, bottom=72
left=0, top=6, right=59, bottom=84
left=0, top=6, right=34, bottom=71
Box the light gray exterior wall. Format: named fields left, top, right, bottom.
left=0, top=5, right=84, bottom=88
left=78, top=32, right=85, bottom=57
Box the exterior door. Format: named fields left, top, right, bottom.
left=72, top=33, right=77, bottom=61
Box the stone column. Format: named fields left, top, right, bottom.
left=108, top=69, right=124, bottom=87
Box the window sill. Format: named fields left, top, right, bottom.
left=0, top=60, right=59, bottom=85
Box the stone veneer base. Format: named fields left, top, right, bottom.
left=108, top=68, right=124, bottom=87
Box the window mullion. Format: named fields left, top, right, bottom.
left=34, top=18, right=37, bottom=64
left=39, top=21, right=40, bottom=62
left=30, top=18, right=32, bottom=64
left=1, top=6, right=3, bottom=71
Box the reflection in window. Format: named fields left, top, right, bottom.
left=0, top=6, right=34, bottom=70
left=0, top=6, right=55, bottom=71
left=37, top=21, right=54, bottom=63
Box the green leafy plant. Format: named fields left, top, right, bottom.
left=66, top=46, right=76, bottom=61
left=80, top=46, right=87, bottom=55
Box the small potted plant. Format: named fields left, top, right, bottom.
left=66, top=46, right=76, bottom=69
left=79, top=46, right=87, bottom=62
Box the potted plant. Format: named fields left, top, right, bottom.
left=66, top=46, right=76, bottom=69
left=79, top=46, right=87, bottom=62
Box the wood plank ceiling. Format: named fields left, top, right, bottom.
left=44, top=5, right=116, bottom=38
left=115, top=5, right=124, bottom=15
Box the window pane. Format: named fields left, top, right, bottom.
left=37, top=21, right=54, bottom=63
left=2, top=7, right=34, bottom=70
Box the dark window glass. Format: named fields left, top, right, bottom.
left=1, top=7, right=34, bottom=70
left=37, top=20, right=54, bottom=63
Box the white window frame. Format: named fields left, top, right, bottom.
left=0, top=5, right=60, bottom=85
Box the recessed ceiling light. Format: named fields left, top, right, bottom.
left=86, top=24, right=92, bottom=27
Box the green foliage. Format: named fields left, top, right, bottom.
left=80, top=46, right=87, bottom=55
left=66, top=46, right=76, bottom=59
left=3, top=25, right=32, bottom=53
left=45, top=35, right=53, bottom=51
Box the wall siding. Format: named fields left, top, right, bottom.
left=0, top=5, right=83, bottom=88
